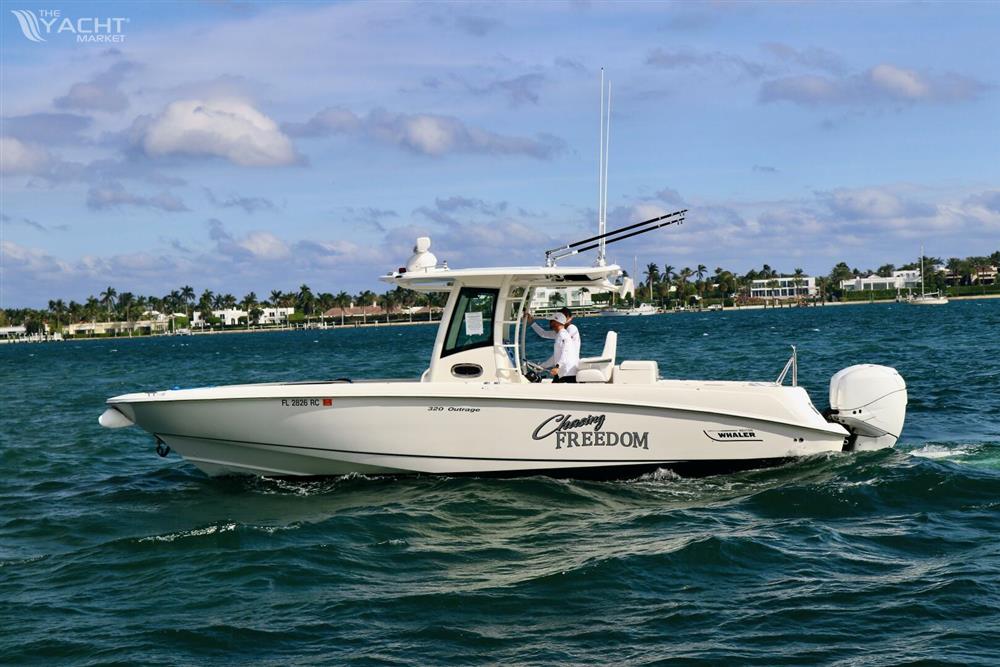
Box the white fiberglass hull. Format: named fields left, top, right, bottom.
left=908, top=297, right=949, bottom=305
left=104, top=380, right=850, bottom=478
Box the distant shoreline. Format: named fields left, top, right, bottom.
left=9, top=293, right=998, bottom=344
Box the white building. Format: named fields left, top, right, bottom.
left=749, top=276, right=817, bottom=300
left=840, top=270, right=921, bottom=292
left=192, top=306, right=295, bottom=326
left=258, top=307, right=295, bottom=324
left=528, top=287, right=594, bottom=311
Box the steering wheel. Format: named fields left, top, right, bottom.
left=523, top=360, right=547, bottom=383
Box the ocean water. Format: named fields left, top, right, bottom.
left=2, top=300, right=999, bottom=665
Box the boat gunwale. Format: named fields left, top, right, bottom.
left=109, top=386, right=848, bottom=438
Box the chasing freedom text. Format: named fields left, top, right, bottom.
left=532, top=413, right=649, bottom=450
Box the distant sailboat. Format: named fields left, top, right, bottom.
left=908, top=246, right=949, bottom=305
left=600, top=255, right=659, bottom=315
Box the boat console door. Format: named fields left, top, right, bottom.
left=424, top=277, right=530, bottom=384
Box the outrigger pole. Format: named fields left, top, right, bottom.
left=545, top=209, right=687, bottom=265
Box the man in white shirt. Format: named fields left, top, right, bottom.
left=538, top=312, right=580, bottom=383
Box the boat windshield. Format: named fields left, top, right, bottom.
left=442, top=287, right=498, bottom=357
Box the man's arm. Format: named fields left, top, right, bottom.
left=531, top=321, right=557, bottom=340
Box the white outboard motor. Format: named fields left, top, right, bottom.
left=827, top=364, right=907, bottom=451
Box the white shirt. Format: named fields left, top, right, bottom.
left=541, top=327, right=580, bottom=378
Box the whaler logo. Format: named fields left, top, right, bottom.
left=11, top=9, right=128, bottom=43
left=704, top=428, right=761, bottom=442
left=532, top=413, right=649, bottom=450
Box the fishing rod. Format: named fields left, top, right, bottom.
left=545, top=208, right=687, bottom=265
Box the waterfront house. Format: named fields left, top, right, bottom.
left=749, top=276, right=817, bottom=300
left=840, top=270, right=922, bottom=293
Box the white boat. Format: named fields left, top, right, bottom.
left=908, top=293, right=949, bottom=305
left=98, top=77, right=908, bottom=480
left=99, top=235, right=908, bottom=479
left=907, top=247, right=949, bottom=305
left=599, top=303, right=658, bottom=316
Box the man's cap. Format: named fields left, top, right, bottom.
left=549, top=312, right=568, bottom=325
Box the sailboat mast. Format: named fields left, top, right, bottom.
left=920, top=245, right=925, bottom=298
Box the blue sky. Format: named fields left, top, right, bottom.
left=2, top=1, right=998, bottom=307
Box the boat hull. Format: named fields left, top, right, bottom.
left=107, top=381, right=850, bottom=478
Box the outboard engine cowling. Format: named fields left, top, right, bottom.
left=827, top=364, right=907, bottom=451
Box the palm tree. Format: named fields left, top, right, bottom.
left=816, top=277, right=830, bottom=304
left=99, top=286, right=117, bottom=320
left=268, top=289, right=283, bottom=307
left=48, top=299, right=66, bottom=331
left=241, top=292, right=258, bottom=311
left=241, top=292, right=258, bottom=327
left=333, top=291, right=351, bottom=326
left=297, top=284, right=315, bottom=317
left=180, top=285, right=195, bottom=320
left=356, top=290, right=377, bottom=324
left=695, top=264, right=707, bottom=301
left=84, top=296, right=100, bottom=331
left=660, top=264, right=675, bottom=306
left=793, top=268, right=805, bottom=299
left=197, top=290, right=214, bottom=327
left=317, top=292, right=335, bottom=319
left=117, top=292, right=136, bottom=333
left=643, top=263, right=660, bottom=300
left=379, top=291, right=398, bottom=320
left=166, top=290, right=182, bottom=316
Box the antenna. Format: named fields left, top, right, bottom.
left=598, top=68, right=605, bottom=264
left=601, top=80, right=612, bottom=266
left=596, top=70, right=612, bottom=267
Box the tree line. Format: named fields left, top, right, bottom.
left=2, top=284, right=448, bottom=331
left=629, top=251, right=1000, bottom=305
left=3, top=250, right=997, bottom=330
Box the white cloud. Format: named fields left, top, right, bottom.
left=0, top=136, right=51, bottom=175
left=132, top=99, right=299, bottom=166
left=760, top=64, right=989, bottom=106
left=2, top=240, right=73, bottom=276
left=760, top=43, right=846, bottom=75
left=825, top=187, right=914, bottom=220
left=285, top=107, right=563, bottom=159
left=207, top=219, right=290, bottom=261
left=238, top=232, right=290, bottom=260
left=646, top=47, right=769, bottom=79
left=86, top=182, right=189, bottom=212
left=869, top=64, right=928, bottom=99
left=54, top=61, right=138, bottom=113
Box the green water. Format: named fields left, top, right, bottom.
left=2, top=301, right=998, bottom=664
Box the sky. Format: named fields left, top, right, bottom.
left=1, top=0, right=998, bottom=308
